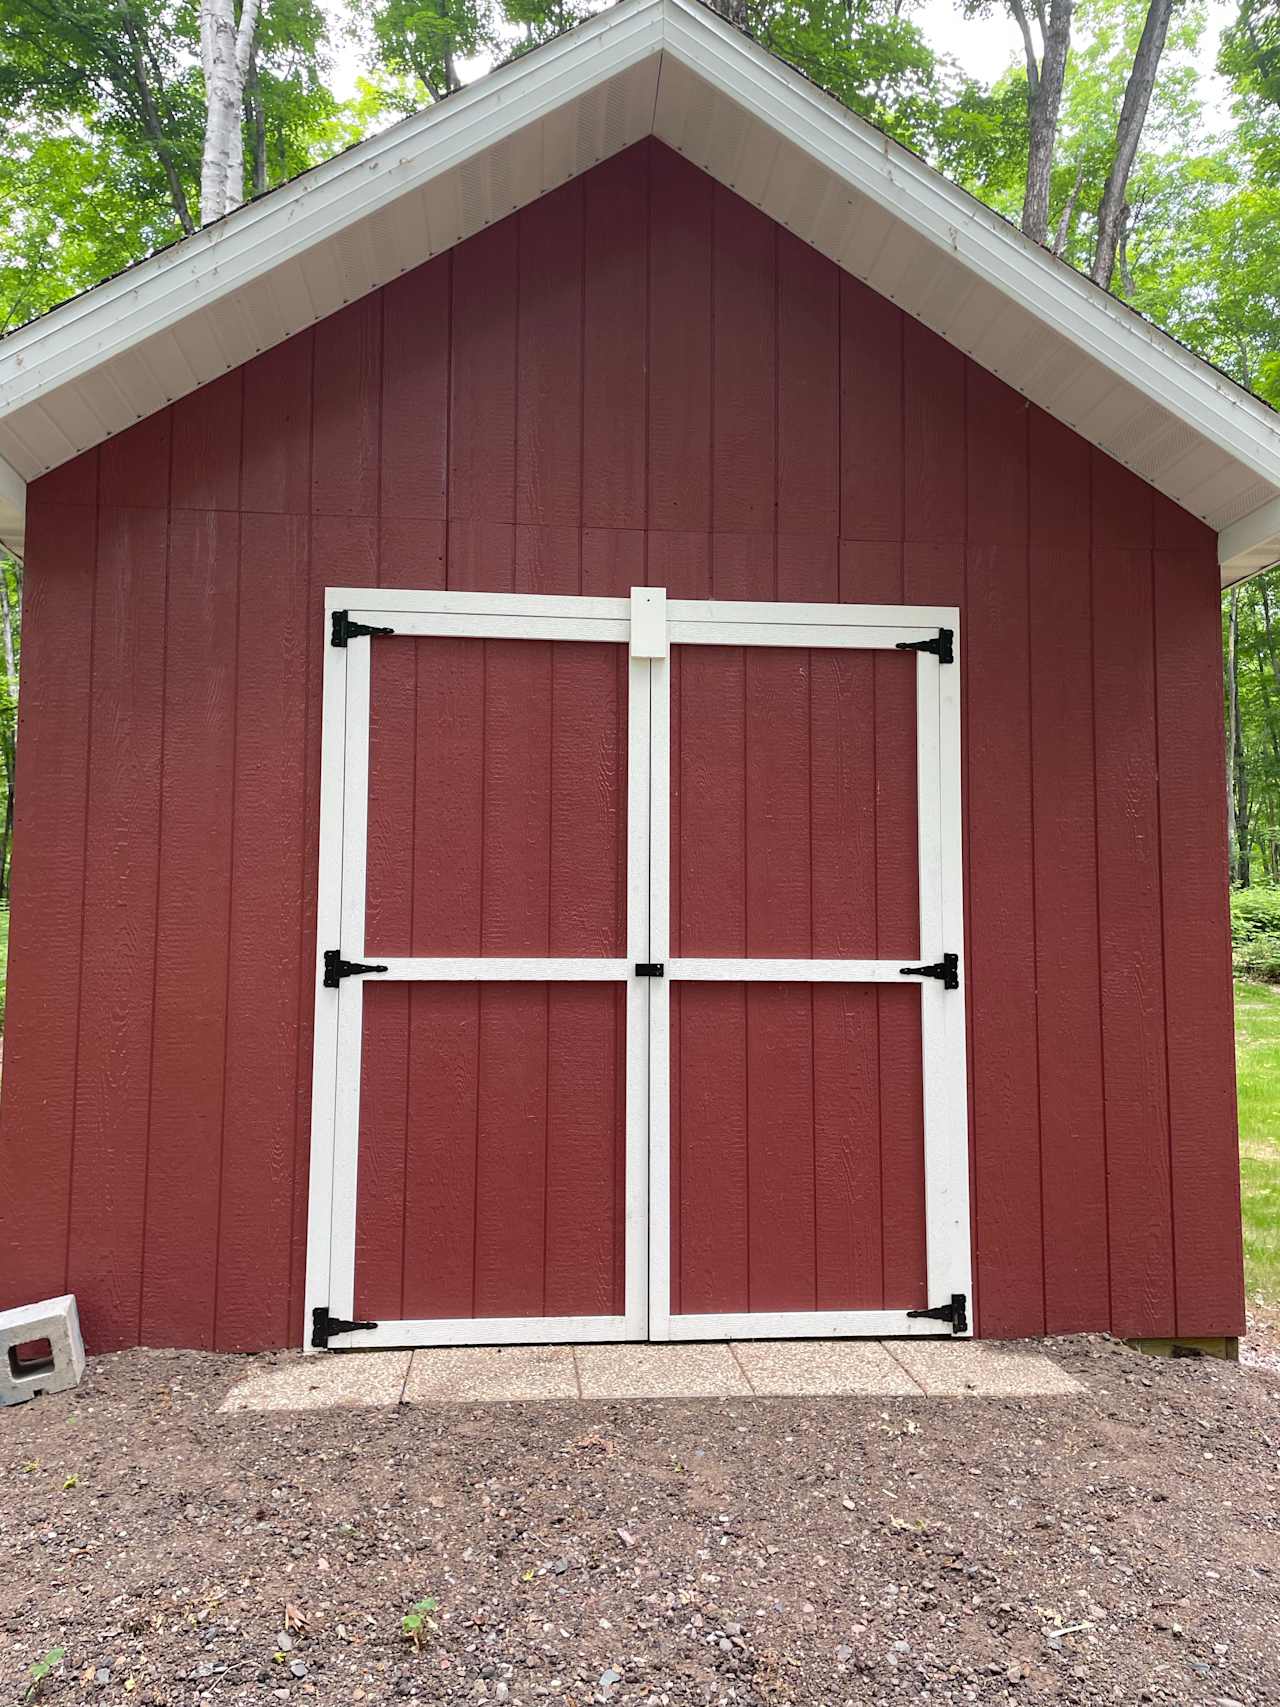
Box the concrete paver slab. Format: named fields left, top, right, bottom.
left=576, top=1342, right=751, bottom=1399
left=732, top=1338, right=924, bottom=1395
left=220, top=1351, right=411, bottom=1412
left=405, top=1345, right=578, bottom=1402
left=885, top=1338, right=1084, bottom=1396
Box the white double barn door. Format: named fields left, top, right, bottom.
left=305, top=588, right=970, bottom=1349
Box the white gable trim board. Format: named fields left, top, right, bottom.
left=1, top=0, right=1277, bottom=582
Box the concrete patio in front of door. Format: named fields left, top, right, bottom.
left=220, top=1337, right=1084, bottom=1412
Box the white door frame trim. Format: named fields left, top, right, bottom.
left=304, top=588, right=971, bottom=1350
left=646, top=597, right=971, bottom=1342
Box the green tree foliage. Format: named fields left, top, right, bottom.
left=0, top=0, right=345, bottom=328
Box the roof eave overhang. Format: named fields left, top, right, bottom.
left=2, top=0, right=1278, bottom=586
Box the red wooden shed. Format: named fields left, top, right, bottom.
left=0, top=0, right=1270, bottom=1354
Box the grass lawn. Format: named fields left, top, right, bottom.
left=1236, top=978, right=1280, bottom=1308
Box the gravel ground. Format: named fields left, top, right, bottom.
left=3, top=1326, right=1279, bottom=1707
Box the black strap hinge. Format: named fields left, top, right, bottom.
left=634, top=962, right=665, bottom=977
left=311, top=1306, right=378, bottom=1348
left=906, top=1293, right=968, bottom=1334
left=331, top=609, right=395, bottom=648
left=896, top=627, right=954, bottom=665
left=323, top=948, right=389, bottom=988
left=899, top=951, right=958, bottom=990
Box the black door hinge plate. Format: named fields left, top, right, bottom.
left=896, top=626, right=954, bottom=664
left=899, top=951, right=959, bottom=990
left=312, top=1306, right=379, bottom=1348
left=331, top=609, right=396, bottom=648
left=906, top=1293, right=968, bottom=1334
left=635, top=962, right=665, bottom=977
left=323, top=948, right=389, bottom=988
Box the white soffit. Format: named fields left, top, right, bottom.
left=1, top=0, right=1278, bottom=583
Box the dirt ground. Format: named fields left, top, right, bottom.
left=3, top=1327, right=1279, bottom=1707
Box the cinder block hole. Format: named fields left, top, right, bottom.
left=10, top=1338, right=55, bottom=1378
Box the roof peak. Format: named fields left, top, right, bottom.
left=2, top=0, right=1277, bottom=579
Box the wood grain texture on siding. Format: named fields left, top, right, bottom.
left=3, top=137, right=1242, bottom=1350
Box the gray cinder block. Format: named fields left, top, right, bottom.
left=0, top=1294, right=85, bottom=1406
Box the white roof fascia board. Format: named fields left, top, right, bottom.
left=0, top=457, right=27, bottom=561
left=0, top=0, right=664, bottom=420
left=659, top=0, right=1280, bottom=503
left=1219, top=496, right=1280, bottom=585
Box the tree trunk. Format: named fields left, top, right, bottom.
left=1011, top=0, right=1074, bottom=245
left=1091, top=0, right=1175, bottom=289
left=200, top=0, right=263, bottom=223
left=246, top=52, right=267, bottom=197
left=1052, top=158, right=1086, bottom=254
left=124, top=16, right=197, bottom=235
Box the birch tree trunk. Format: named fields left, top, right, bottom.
left=1009, top=0, right=1074, bottom=245
left=199, top=0, right=263, bottom=224
left=1091, top=0, right=1175, bottom=288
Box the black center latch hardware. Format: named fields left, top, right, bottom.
left=899, top=952, right=959, bottom=990
left=331, top=609, right=396, bottom=648
left=323, top=948, right=389, bottom=988
left=895, top=627, right=954, bottom=665
left=907, top=1293, right=968, bottom=1334
left=311, top=1306, right=379, bottom=1349
left=635, top=962, right=665, bottom=977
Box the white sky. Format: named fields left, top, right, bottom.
left=326, top=1, right=1240, bottom=124
left=920, top=0, right=1237, bottom=120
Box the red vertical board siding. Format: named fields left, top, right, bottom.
left=404, top=637, right=485, bottom=1316
left=875, top=653, right=926, bottom=1309
left=451, top=223, right=518, bottom=524
left=1093, top=458, right=1175, bottom=1337
left=964, top=369, right=1044, bottom=1339
left=1029, top=411, right=1109, bottom=1332
left=517, top=184, right=584, bottom=532
left=0, top=493, right=96, bottom=1311
left=712, top=189, right=775, bottom=535
left=357, top=638, right=419, bottom=1318
left=312, top=298, right=381, bottom=517
left=671, top=646, right=748, bottom=1313
left=649, top=147, right=712, bottom=532
left=66, top=504, right=169, bottom=1350
left=242, top=331, right=313, bottom=516
left=5, top=138, right=1243, bottom=1348
left=140, top=509, right=239, bottom=1348
left=381, top=261, right=449, bottom=521
left=841, top=278, right=902, bottom=542
left=778, top=231, right=839, bottom=539
left=810, top=655, right=882, bottom=1306
left=216, top=513, right=310, bottom=1350
left=583, top=148, right=648, bottom=532
left=1153, top=521, right=1245, bottom=1336
left=744, top=652, right=813, bottom=1309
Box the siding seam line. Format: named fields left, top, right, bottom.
left=1025, top=407, right=1047, bottom=1338
left=1090, top=451, right=1115, bottom=1335
left=60, top=468, right=102, bottom=1298
left=135, top=417, right=175, bottom=1346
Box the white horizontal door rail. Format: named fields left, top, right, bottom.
left=669, top=958, right=948, bottom=982
left=364, top=957, right=632, bottom=982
